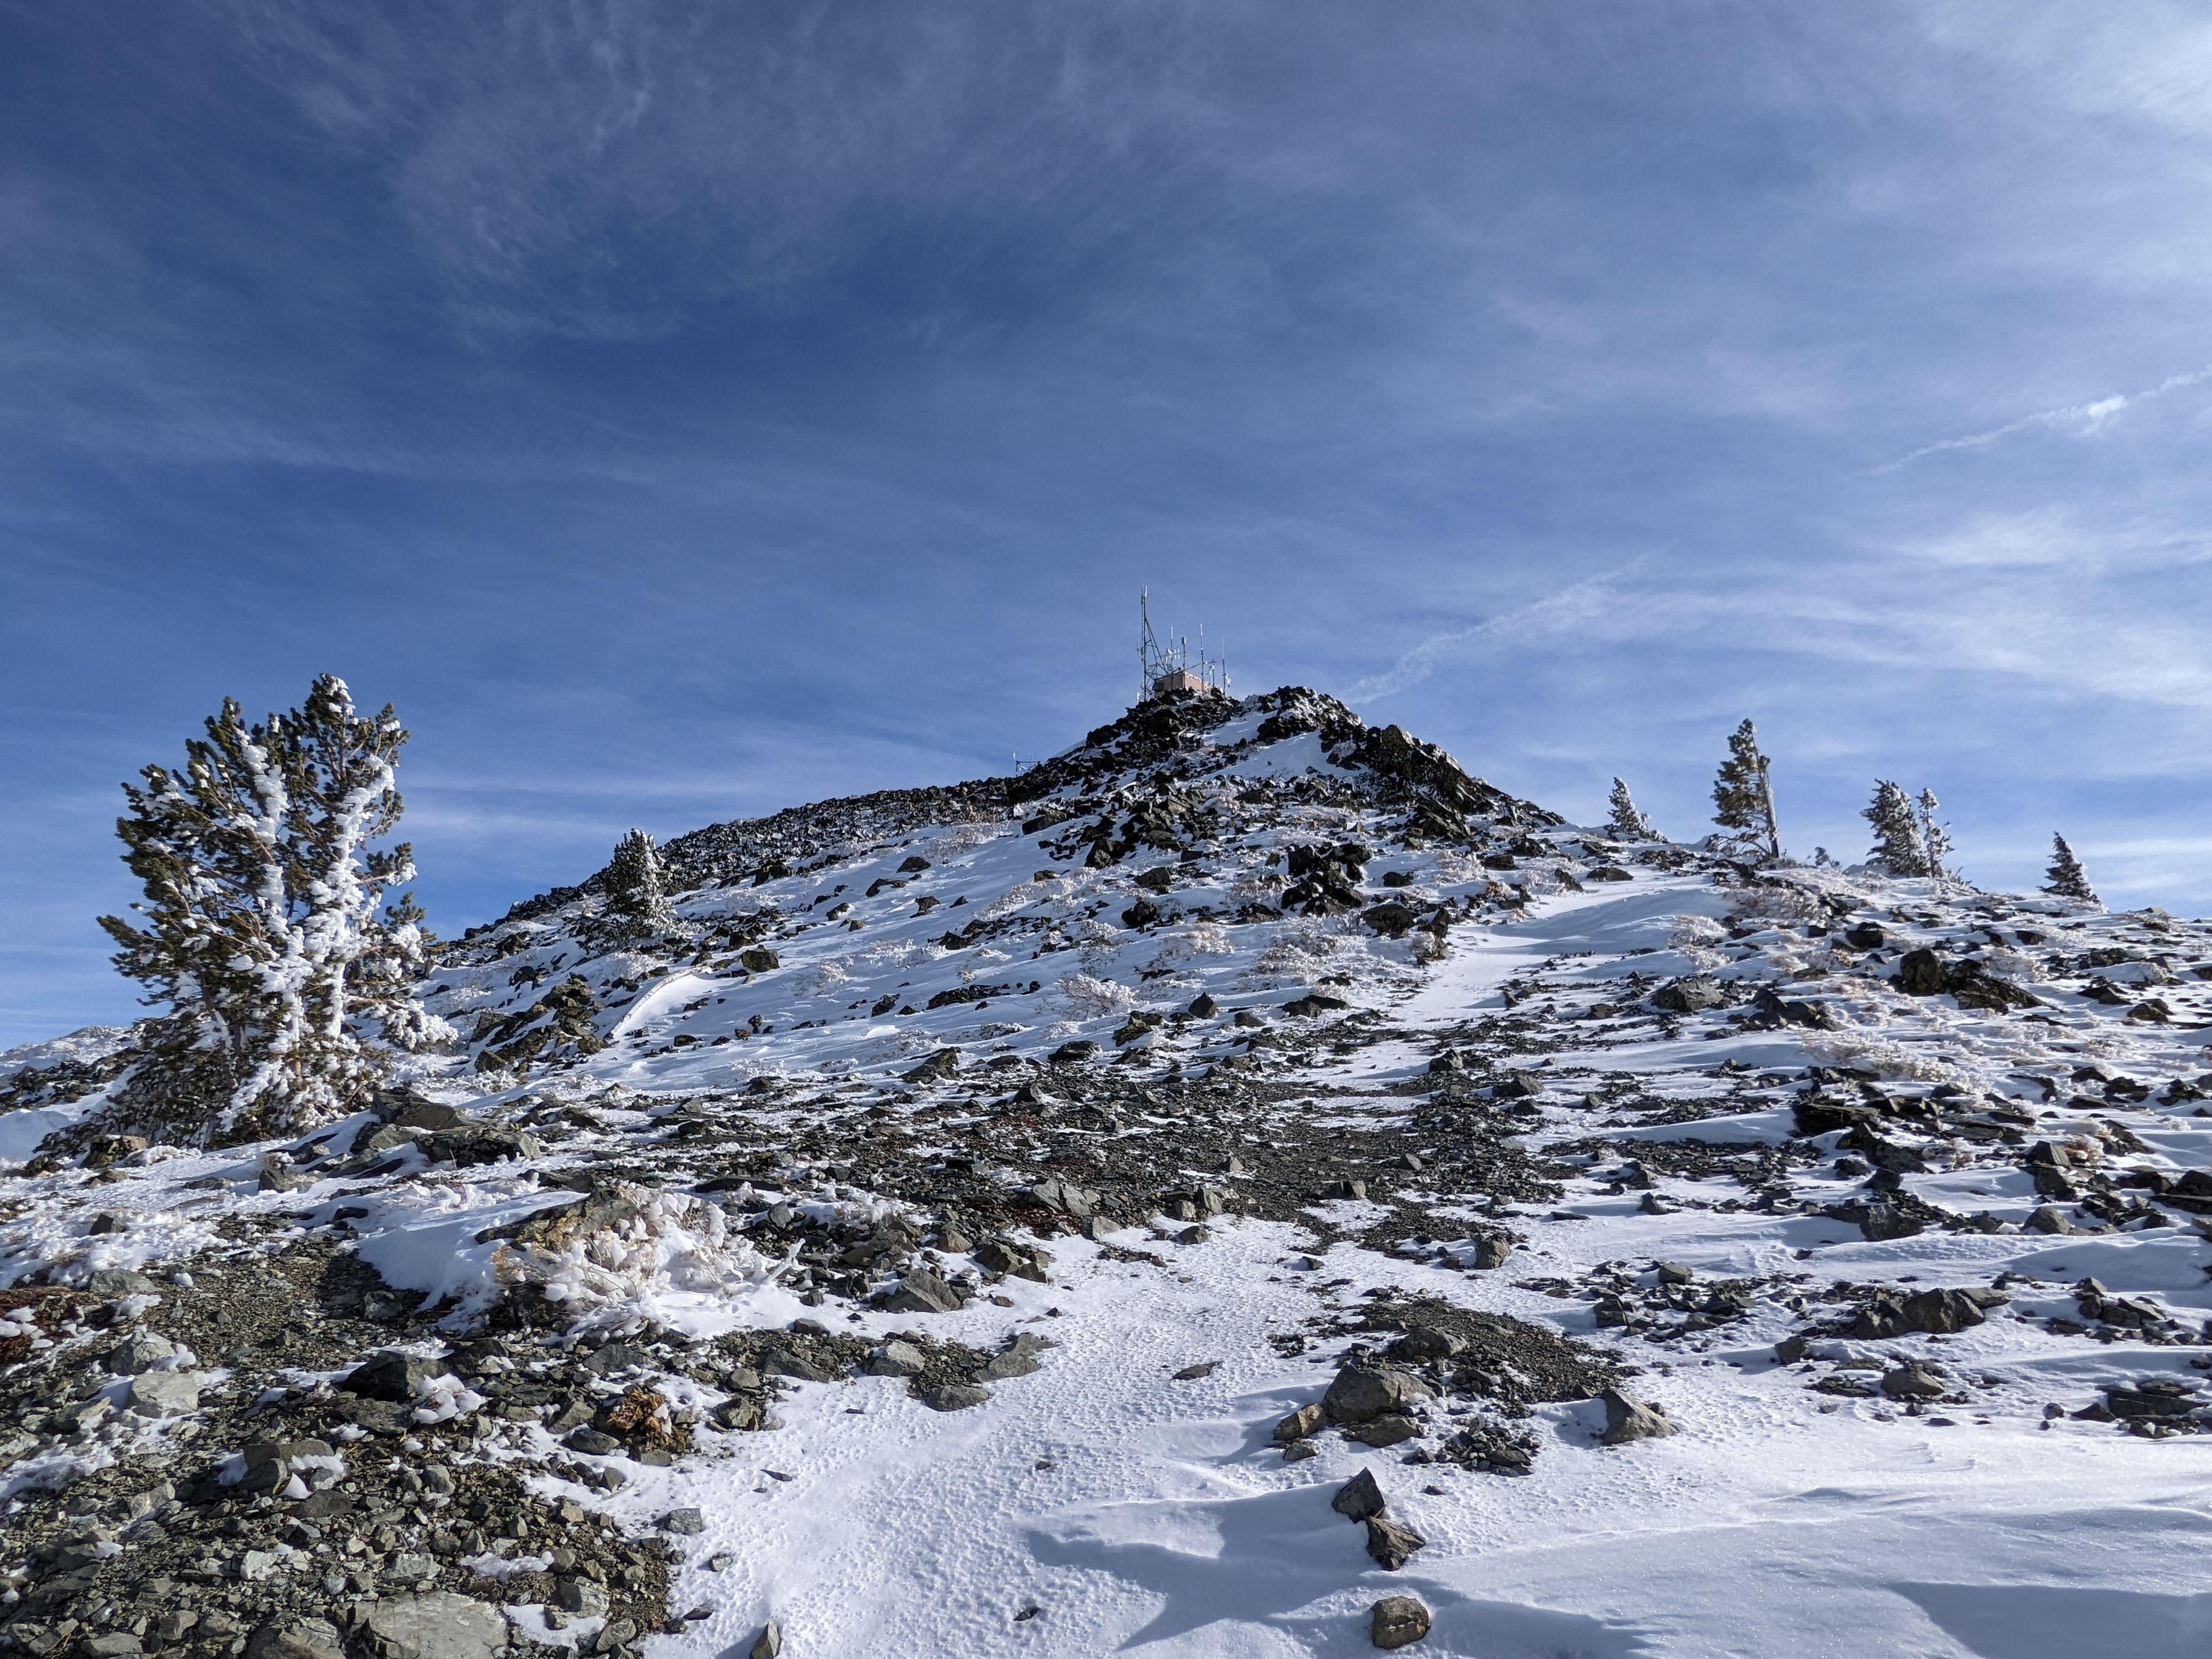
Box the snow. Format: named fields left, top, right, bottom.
left=8, top=689, right=2212, bottom=1656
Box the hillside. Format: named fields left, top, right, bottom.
left=4, top=685, right=2211, bottom=1659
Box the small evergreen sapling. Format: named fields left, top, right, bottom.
left=1605, top=778, right=1657, bottom=842
left=98, top=675, right=419, bottom=1142
left=2044, top=834, right=2099, bottom=905
left=1711, top=720, right=1781, bottom=861
left=1862, top=780, right=1929, bottom=876
left=604, top=828, right=676, bottom=939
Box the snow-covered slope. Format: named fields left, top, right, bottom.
left=4, top=685, right=2211, bottom=1659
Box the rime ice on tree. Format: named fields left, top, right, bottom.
left=97, top=675, right=419, bottom=1143
left=2044, top=834, right=2099, bottom=905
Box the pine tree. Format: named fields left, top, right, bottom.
left=1862, top=780, right=1929, bottom=876
left=98, top=675, right=417, bottom=1142
left=1711, top=719, right=1781, bottom=861
left=1915, top=788, right=1954, bottom=879
left=603, top=828, right=675, bottom=940
left=1605, top=777, right=1656, bottom=842
left=2044, top=834, right=2099, bottom=905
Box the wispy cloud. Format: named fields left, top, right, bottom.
left=1350, top=567, right=1645, bottom=701
left=1878, top=364, right=2212, bottom=472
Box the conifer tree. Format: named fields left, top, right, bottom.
left=2044, top=834, right=2099, bottom=905
left=603, top=828, right=675, bottom=940
left=1916, top=788, right=1954, bottom=879
left=1605, top=778, right=1656, bottom=842
left=99, top=675, right=417, bottom=1142
left=1862, top=780, right=1929, bottom=876
left=1711, top=719, right=1781, bottom=861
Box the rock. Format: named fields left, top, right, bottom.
left=1651, top=977, right=1726, bottom=1014
left=884, top=1268, right=964, bottom=1314
left=564, top=1427, right=622, bottom=1455
left=1274, top=1403, right=1326, bottom=1443
left=739, top=947, right=782, bottom=974
left=867, top=1340, right=928, bottom=1378
left=981, top=1334, right=1053, bottom=1380
left=85, top=1268, right=160, bottom=1299
left=1844, top=921, right=1885, bottom=951
left=919, top=1383, right=991, bottom=1412
left=1469, top=1234, right=1514, bottom=1271
left=419, top=1126, right=542, bottom=1167
left=1344, top=1414, right=1424, bottom=1447
left=1364, top=1516, right=1426, bottom=1570
left=2024, top=1205, right=2076, bottom=1235
left=902, top=1049, right=961, bottom=1084
left=1322, top=1363, right=1434, bottom=1425
left=1598, top=1387, right=1676, bottom=1444
left=556, top=1579, right=610, bottom=1618
left=1386, top=1329, right=1464, bottom=1364
left=749, top=1623, right=783, bottom=1659
left=1897, top=948, right=1948, bottom=996
left=342, top=1351, right=453, bottom=1402
left=1361, top=901, right=1421, bottom=938
left=1049, top=1040, right=1101, bottom=1065
left=1491, top=1070, right=1543, bottom=1099
left=1370, top=1595, right=1432, bottom=1649
left=761, top=1348, right=837, bottom=1384
left=1848, top=1286, right=2001, bottom=1339
left=1171, top=1361, right=1219, bottom=1381
left=1331, top=1469, right=1387, bottom=1522
left=1188, top=994, right=1220, bottom=1019
left=126, top=1370, right=203, bottom=1417
left=246, top=1618, right=348, bottom=1659
left=358, top=1592, right=509, bottom=1659
left=1122, top=898, right=1162, bottom=929
left=1113, top=1011, right=1162, bottom=1046
left=1881, top=1363, right=1946, bottom=1402
left=107, top=1330, right=177, bottom=1374
left=659, top=1506, right=707, bottom=1534
left=81, top=1637, right=143, bottom=1658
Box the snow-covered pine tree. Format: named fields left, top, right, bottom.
left=603, top=828, right=676, bottom=940
left=2044, top=833, right=2099, bottom=905
left=1862, top=780, right=1930, bottom=876
left=1711, top=719, right=1781, bottom=861
left=98, top=675, right=416, bottom=1143
left=1916, top=788, right=1954, bottom=879
left=1605, top=777, right=1656, bottom=842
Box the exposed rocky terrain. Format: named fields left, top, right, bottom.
left=5, top=685, right=2211, bottom=1657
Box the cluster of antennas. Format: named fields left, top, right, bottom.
left=1138, top=589, right=1230, bottom=703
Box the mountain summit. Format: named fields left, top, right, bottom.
left=2, top=685, right=2209, bottom=1658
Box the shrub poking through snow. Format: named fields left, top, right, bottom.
left=1057, top=973, right=1136, bottom=1019
left=97, top=675, right=420, bottom=1144
left=493, top=1183, right=787, bottom=1339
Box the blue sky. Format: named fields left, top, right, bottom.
left=5, top=2, right=2211, bottom=1047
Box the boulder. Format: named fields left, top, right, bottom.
left=885, top=1269, right=963, bottom=1314
left=126, top=1370, right=204, bottom=1418
left=1651, top=977, right=1726, bottom=1014
left=342, top=1351, right=453, bottom=1402
left=1897, top=948, right=1948, bottom=996
left=1370, top=1595, right=1432, bottom=1650
left=1597, top=1387, right=1675, bottom=1444
left=245, top=1620, right=347, bottom=1659
left=1364, top=1516, right=1426, bottom=1570
left=1322, top=1364, right=1434, bottom=1425
left=357, top=1594, right=507, bottom=1659
left=1331, top=1469, right=1387, bottom=1521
